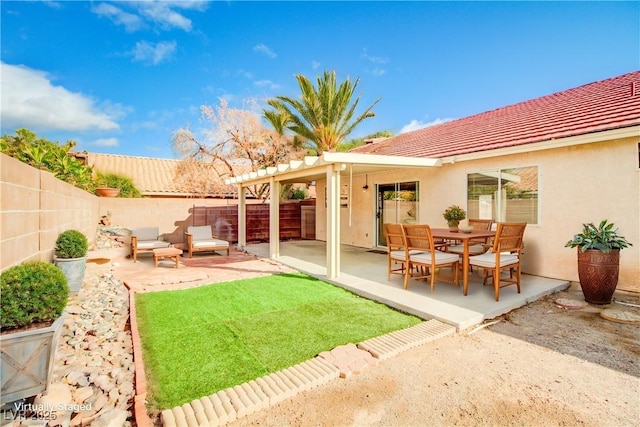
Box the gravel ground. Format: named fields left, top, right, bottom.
left=230, top=288, right=640, bottom=427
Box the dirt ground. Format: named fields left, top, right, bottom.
left=231, top=286, right=640, bottom=427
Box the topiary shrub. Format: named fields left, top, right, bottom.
left=54, top=229, right=88, bottom=259
left=1, top=262, right=69, bottom=330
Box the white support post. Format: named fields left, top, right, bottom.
left=238, top=186, right=246, bottom=249
left=269, top=177, right=280, bottom=259
left=326, top=164, right=341, bottom=278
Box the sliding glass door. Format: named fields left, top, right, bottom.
left=376, top=181, right=419, bottom=247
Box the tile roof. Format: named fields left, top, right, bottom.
left=354, top=71, right=640, bottom=158
left=84, top=153, right=236, bottom=197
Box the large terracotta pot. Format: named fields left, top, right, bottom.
left=577, top=249, right=620, bottom=304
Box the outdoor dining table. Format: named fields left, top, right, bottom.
left=430, top=228, right=496, bottom=296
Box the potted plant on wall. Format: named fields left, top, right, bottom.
left=565, top=220, right=633, bottom=304
left=53, top=229, right=89, bottom=293
left=443, top=205, right=466, bottom=232
left=1, top=261, right=69, bottom=404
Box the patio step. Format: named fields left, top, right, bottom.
left=161, top=320, right=454, bottom=426
left=358, top=319, right=456, bottom=360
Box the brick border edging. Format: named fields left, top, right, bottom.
left=127, top=285, right=155, bottom=427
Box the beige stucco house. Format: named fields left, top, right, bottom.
left=229, top=71, right=640, bottom=292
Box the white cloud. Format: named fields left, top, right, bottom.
left=92, top=3, right=143, bottom=32
left=0, top=63, right=121, bottom=132
left=137, top=1, right=193, bottom=32
left=361, top=49, right=389, bottom=64
left=94, top=137, right=119, bottom=147
left=131, top=40, right=177, bottom=65
left=400, top=118, right=455, bottom=134
left=42, top=1, right=63, bottom=9
left=312, top=60, right=321, bottom=70
left=238, top=69, right=254, bottom=80
left=371, top=67, right=386, bottom=77
left=254, top=80, right=279, bottom=90
left=253, top=43, right=277, bottom=59
left=92, top=1, right=209, bottom=32
left=361, top=49, right=389, bottom=77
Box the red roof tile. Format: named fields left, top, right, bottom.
left=354, top=71, right=640, bottom=158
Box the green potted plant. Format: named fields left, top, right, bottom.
left=53, top=229, right=89, bottom=293
left=443, top=205, right=466, bottom=231
left=95, top=172, right=142, bottom=198
left=565, top=220, right=633, bottom=304
left=1, top=261, right=69, bottom=404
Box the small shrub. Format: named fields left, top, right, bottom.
left=54, top=229, right=88, bottom=259
left=290, top=188, right=308, bottom=200
left=1, top=262, right=69, bottom=330
left=95, top=172, right=142, bottom=198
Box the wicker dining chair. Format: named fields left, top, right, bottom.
left=468, top=222, right=527, bottom=301
left=402, top=224, right=460, bottom=291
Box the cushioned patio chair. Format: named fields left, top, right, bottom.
left=185, top=225, right=230, bottom=258
left=402, top=224, right=459, bottom=291
left=384, top=223, right=410, bottom=281
left=468, top=222, right=527, bottom=301
left=130, top=227, right=171, bottom=262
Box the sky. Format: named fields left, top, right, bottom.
left=1, top=1, right=638, bottom=160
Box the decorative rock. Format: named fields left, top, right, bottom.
left=91, top=408, right=129, bottom=427
left=66, top=371, right=90, bottom=387
left=94, top=374, right=115, bottom=392
left=108, top=387, right=121, bottom=404
left=89, top=392, right=110, bottom=412
left=73, top=385, right=94, bottom=403
left=119, top=380, right=134, bottom=397
left=48, top=233, right=135, bottom=424
left=555, top=298, right=588, bottom=310
left=34, top=383, right=73, bottom=426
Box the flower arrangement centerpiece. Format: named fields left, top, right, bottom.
left=443, top=205, right=466, bottom=231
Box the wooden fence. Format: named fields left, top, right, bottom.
left=190, top=200, right=316, bottom=243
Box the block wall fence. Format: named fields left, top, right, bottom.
left=1, top=154, right=99, bottom=272
left=1, top=154, right=316, bottom=272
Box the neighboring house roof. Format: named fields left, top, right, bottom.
left=77, top=153, right=237, bottom=197
left=354, top=71, right=640, bottom=158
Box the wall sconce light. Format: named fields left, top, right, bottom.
left=362, top=175, right=369, bottom=192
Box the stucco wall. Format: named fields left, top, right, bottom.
left=315, top=138, right=639, bottom=292
left=97, top=197, right=235, bottom=243
left=1, top=154, right=99, bottom=272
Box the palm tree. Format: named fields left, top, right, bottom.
left=266, top=70, right=380, bottom=154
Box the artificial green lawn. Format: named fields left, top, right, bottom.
left=135, top=272, right=421, bottom=409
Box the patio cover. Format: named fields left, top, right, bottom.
left=225, top=152, right=441, bottom=279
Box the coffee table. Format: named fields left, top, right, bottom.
left=152, top=247, right=182, bottom=268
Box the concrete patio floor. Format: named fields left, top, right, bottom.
left=244, top=240, right=569, bottom=330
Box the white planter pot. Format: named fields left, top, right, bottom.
left=0, top=313, right=66, bottom=404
